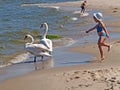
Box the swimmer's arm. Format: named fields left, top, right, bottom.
left=86, top=25, right=97, bottom=33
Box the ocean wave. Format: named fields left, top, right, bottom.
left=21, top=3, right=60, bottom=10
left=10, top=53, right=30, bottom=64
left=0, top=53, right=30, bottom=68
left=53, top=37, right=76, bottom=48
left=38, top=5, right=60, bottom=10
left=0, top=61, right=11, bottom=68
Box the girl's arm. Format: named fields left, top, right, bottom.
left=100, top=22, right=109, bottom=38
left=86, top=25, right=97, bottom=33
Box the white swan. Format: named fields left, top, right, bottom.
left=40, top=23, right=53, bottom=54
left=24, top=34, right=52, bottom=62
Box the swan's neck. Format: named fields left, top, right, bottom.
left=29, top=35, right=34, bottom=44
left=43, top=23, right=48, bottom=39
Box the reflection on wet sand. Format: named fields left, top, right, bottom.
left=34, top=57, right=54, bottom=70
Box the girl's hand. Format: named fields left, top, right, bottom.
left=106, top=34, right=110, bottom=38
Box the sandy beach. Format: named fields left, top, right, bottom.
left=0, top=0, right=120, bottom=90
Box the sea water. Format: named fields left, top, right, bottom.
left=1, top=0, right=120, bottom=82
left=0, top=0, right=120, bottom=68
left=0, top=0, right=90, bottom=67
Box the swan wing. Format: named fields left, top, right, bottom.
left=40, top=40, right=50, bottom=49
left=46, top=39, right=53, bottom=52
left=25, top=44, right=40, bottom=54
left=40, top=39, right=52, bottom=51
left=35, top=44, right=50, bottom=51
left=39, top=52, right=52, bottom=57
left=25, top=43, right=53, bottom=55
left=25, top=43, right=50, bottom=50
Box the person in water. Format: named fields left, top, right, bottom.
left=86, top=12, right=112, bottom=62
left=80, top=1, right=87, bottom=13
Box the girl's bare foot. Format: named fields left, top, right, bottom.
left=99, top=57, right=104, bottom=63
left=108, top=45, right=112, bottom=52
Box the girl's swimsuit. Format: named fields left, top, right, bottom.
left=81, top=3, right=85, bottom=9
left=96, top=24, right=106, bottom=36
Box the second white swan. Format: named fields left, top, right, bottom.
left=24, top=34, right=52, bottom=62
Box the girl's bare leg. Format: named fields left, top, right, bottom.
left=98, top=36, right=112, bottom=61
left=98, top=36, right=106, bottom=61
left=100, top=36, right=112, bottom=51
left=108, top=44, right=112, bottom=52
left=98, top=44, right=104, bottom=61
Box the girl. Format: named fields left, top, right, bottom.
left=80, top=1, right=87, bottom=13
left=86, top=12, right=112, bottom=62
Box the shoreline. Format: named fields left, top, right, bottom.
left=1, top=0, right=120, bottom=90
left=0, top=37, right=75, bottom=68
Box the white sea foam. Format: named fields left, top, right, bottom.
left=0, top=63, right=11, bottom=68
left=53, top=37, right=77, bottom=48
left=21, top=3, right=60, bottom=10
left=73, top=11, right=89, bottom=17
left=71, top=17, right=78, bottom=21
left=38, top=5, right=60, bottom=10
left=73, top=10, right=81, bottom=14
left=10, top=53, right=30, bottom=64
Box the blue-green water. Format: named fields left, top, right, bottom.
left=1, top=0, right=91, bottom=67
left=1, top=0, right=120, bottom=68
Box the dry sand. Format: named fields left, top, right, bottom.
left=0, top=0, right=120, bottom=90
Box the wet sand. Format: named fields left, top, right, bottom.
left=0, top=0, right=120, bottom=90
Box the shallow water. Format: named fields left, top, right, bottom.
left=0, top=0, right=120, bottom=67
left=1, top=0, right=120, bottom=82
left=0, top=0, right=91, bottom=67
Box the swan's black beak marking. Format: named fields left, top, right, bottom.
left=24, top=36, right=28, bottom=40
left=40, top=24, right=44, bottom=28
